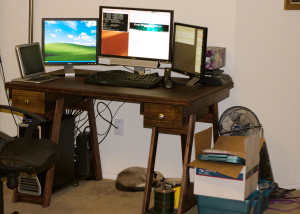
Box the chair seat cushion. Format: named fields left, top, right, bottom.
left=0, top=137, right=60, bottom=174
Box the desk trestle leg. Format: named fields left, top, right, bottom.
left=142, top=114, right=197, bottom=214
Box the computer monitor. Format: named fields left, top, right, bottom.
left=15, top=42, right=46, bottom=78
left=172, top=22, right=208, bottom=86
left=42, top=18, right=99, bottom=73
left=98, top=6, right=174, bottom=72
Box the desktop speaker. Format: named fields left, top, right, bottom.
left=163, top=68, right=171, bottom=82
left=162, top=68, right=175, bottom=89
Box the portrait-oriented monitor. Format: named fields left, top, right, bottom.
left=98, top=6, right=174, bottom=72
left=42, top=18, right=99, bottom=72
left=172, top=22, right=208, bottom=86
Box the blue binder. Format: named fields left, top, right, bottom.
left=198, top=153, right=245, bottom=165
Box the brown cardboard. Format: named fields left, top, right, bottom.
left=189, top=127, right=260, bottom=179
left=194, top=127, right=212, bottom=159
left=189, top=159, right=244, bottom=178
left=190, top=127, right=261, bottom=200
left=204, top=136, right=248, bottom=159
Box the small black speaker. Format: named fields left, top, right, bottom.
left=163, top=68, right=171, bottom=82
left=162, top=68, right=175, bottom=89
left=75, top=132, right=92, bottom=176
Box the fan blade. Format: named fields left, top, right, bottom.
left=221, top=116, right=234, bottom=131
left=239, top=114, right=251, bottom=128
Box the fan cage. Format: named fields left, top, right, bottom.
left=218, top=106, right=262, bottom=136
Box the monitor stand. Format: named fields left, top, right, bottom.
left=64, top=65, right=75, bottom=77
left=186, top=76, right=201, bottom=87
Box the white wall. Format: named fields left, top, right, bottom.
left=0, top=0, right=299, bottom=189
left=233, top=0, right=300, bottom=189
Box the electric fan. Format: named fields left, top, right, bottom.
left=218, top=106, right=262, bottom=136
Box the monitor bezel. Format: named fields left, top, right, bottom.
left=41, top=18, right=99, bottom=66
left=15, top=42, right=46, bottom=78
left=98, top=6, right=174, bottom=65
left=171, top=22, right=208, bottom=80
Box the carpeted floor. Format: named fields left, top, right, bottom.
left=3, top=179, right=300, bottom=214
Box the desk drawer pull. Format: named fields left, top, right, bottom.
left=24, top=100, right=30, bottom=105
left=159, top=114, right=165, bottom=120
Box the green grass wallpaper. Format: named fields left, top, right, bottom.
left=44, top=43, right=96, bottom=62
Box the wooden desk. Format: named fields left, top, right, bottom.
left=5, top=69, right=233, bottom=213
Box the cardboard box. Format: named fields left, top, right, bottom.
left=188, top=127, right=261, bottom=201
left=205, top=47, right=226, bottom=70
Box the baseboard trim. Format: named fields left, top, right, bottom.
left=277, top=182, right=300, bottom=190
left=103, top=173, right=117, bottom=180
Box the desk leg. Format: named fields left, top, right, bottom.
left=86, top=98, right=102, bottom=180
left=142, top=127, right=159, bottom=214
left=180, top=135, right=190, bottom=184
left=180, top=135, right=186, bottom=164
left=211, top=104, right=219, bottom=143
left=177, top=114, right=196, bottom=214
left=43, top=98, right=64, bottom=207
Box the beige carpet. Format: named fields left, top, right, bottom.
left=4, top=179, right=157, bottom=214
left=3, top=179, right=300, bottom=214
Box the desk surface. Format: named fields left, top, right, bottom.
left=6, top=69, right=234, bottom=106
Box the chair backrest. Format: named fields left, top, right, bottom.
left=0, top=105, right=46, bottom=138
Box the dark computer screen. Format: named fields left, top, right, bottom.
left=15, top=42, right=45, bottom=77
left=98, top=6, right=174, bottom=69
left=172, top=22, right=208, bottom=85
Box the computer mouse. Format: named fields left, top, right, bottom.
left=163, top=79, right=176, bottom=89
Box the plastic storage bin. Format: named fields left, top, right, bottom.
left=257, top=180, right=275, bottom=212
left=196, top=191, right=262, bottom=214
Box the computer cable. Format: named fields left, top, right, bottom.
left=69, top=99, right=126, bottom=144
left=112, top=101, right=126, bottom=118
left=0, top=53, right=19, bottom=126
left=95, top=101, right=114, bottom=144
left=70, top=100, right=114, bottom=144
left=75, top=111, right=88, bottom=127
left=96, top=100, right=126, bottom=129
left=95, top=101, right=117, bottom=129
left=95, top=100, right=126, bottom=144
left=0, top=52, right=10, bottom=104
left=269, top=195, right=300, bottom=212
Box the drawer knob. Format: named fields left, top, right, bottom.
left=24, top=100, right=30, bottom=105
left=158, top=114, right=165, bottom=120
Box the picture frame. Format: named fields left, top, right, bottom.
left=285, top=0, right=300, bottom=10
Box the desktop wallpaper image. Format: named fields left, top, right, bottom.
left=44, top=20, right=97, bottom=63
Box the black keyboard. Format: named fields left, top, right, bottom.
left=84, top=70, right=162, bottom=89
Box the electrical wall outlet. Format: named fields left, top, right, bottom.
left=114, top=119, right=124, bottom=136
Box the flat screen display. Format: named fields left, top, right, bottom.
left=42, top=18, right=98, bottom=65
left=99, top=6, right=174, bottom=65
left=172, top=22, right=208, bottom=80
left=15, top=42, right=45, bottom=77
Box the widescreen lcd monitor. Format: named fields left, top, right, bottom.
left=42, top=18, right=98, bottom=66
left=98, top=6, right=174, bottom=69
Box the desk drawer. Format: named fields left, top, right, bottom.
left=11, top=89, right=54, bottom=115
left=143, top=103, right=183, bottom=129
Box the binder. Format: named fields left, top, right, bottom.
left=198, top=153, right=245, bottom=165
